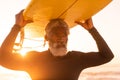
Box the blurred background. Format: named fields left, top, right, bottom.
left=0, top=0, right=120, bottom=80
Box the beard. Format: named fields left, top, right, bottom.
left=49, top=41, right=68, bottom=57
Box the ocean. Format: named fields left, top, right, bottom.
left=0, top=64, right=120, bottom=80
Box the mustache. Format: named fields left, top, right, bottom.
left=56, top=44, right=66, bottom=48
left=54, top=43, right=67, bottom=48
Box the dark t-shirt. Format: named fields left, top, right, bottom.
left=25, top=50, right=108, bottom=80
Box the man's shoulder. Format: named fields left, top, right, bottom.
left=68, top=50, right=84, bottom=54
left=25, top=50, right=48, bottom=58
left=68, top=50, right=85, bottom=56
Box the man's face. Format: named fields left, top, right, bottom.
left=47, top=27, right=68, bottom=56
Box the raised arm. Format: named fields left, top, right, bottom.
left=0, top=10, right=32, bottom=70
left=75, top=18, right=114, bottom=66
left=1, top=10, right=31, bottom=53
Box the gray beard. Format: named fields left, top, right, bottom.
left=49, top=42, right=68, bottom=56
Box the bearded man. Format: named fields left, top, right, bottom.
left=0, top=10, right=114, bottom=80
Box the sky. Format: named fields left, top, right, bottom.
left=0, top=0, right=120, bottom=78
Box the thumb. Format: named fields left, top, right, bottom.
left=75, top=21, right=86, bottom=27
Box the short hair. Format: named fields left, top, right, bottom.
left=45, top=18, right=69, bottom=35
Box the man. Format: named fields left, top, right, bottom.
left=0, top=10, right=114, bottom=80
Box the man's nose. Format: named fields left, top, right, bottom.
left=57, top=37, right=66, bottom=43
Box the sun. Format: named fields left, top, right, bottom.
left=15, top=37, right=48, bottom=56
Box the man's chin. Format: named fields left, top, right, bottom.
left=49, top=47, right=67, bottom=57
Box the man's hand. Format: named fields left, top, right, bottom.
left=75, top=18, right=94, bottom=30
left=15, top=10, right=33, bottom=27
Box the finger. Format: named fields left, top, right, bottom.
left=20, top=9, right=24, bottom=13
left=26, top=20, right=33, bottom=23
left=75, top=21, right=83, bottom=25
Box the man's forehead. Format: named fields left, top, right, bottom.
left=50, top=27, right=67, bottom=34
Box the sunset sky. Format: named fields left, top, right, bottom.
left=0, top=0, right=120, bottom=79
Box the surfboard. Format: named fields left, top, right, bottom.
left=23, top=0, right=112, bottom=38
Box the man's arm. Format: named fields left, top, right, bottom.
left=88, top=27, right=114, bottom=61
left=0, top=10, right=32, bottom=70
left=0, top=24, right=21, bottom=53
left=75, top=18, right=114, bottom=67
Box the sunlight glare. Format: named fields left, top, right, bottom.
left=17, top=37, right=48, bottom=56
left=19, top=48, right=29, bottom=56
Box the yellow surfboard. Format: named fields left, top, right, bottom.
left=23, top=0, right=112, bottom=38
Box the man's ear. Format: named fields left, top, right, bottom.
left=44, top=35, right=48, bottom=41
